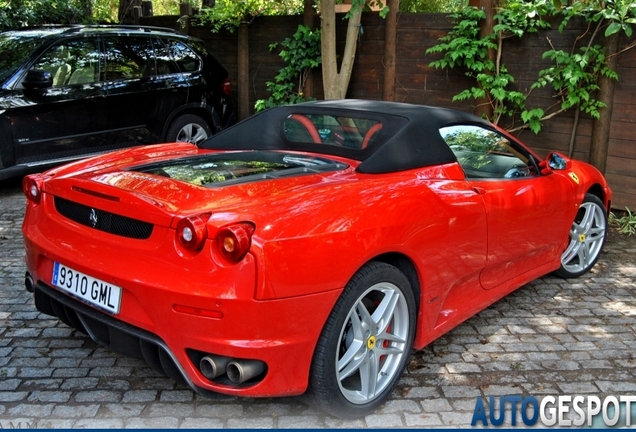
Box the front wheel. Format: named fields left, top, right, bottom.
left=308, top=262, right=416, bottom=419
left=555, top=193, right=607, bottom=278
left=166, top=114, right=212, bottom=145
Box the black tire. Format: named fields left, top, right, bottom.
left=307, top=262, right=416, bottom=419
left=554, top=193, right=607, bottom=278
left=166, top=114, right=212, bottom=145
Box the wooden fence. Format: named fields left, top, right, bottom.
left=141, top=13, right=635, bottom=210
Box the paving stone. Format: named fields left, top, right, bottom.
left=124, top=416, right=180, bottom=428
left=180, top=418, right=225, bottom=428
left=6, top=404, right=55, bottom=417
left=159, top=390, right=194, bottom=402
left=75, top=390, right=122, bottom=403
left=195, top=403, right=244, bottom=417
left=51, top=404, right=100, bottom=418
left=73, top=419, right=125, bottom=428
left=226, top=417, right=275, bottom=428
left=364, top=413, right=404, bottom=427
left=99, top=403, right=146, bottom=418
left=0, top=378, right=21, bottom=391
left=121, top=390, right=158, bottom=403
left=278, top=415, right=323, bottom=428
left=146, top=402, right=195, bottom=417
left=323, top=417, right=366, bottom=428
left=404, top=412, right=444, bottom=427
left=27, top=390, right=72, bottom=403
left=376, top=399, right=422, bottom=414
left=0, top=391, right=29, bottom=402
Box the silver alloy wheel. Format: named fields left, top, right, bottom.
left=175, top=123, right=209, bottom=144
left=561, top=201, right=606, bottom=274
left=336, top=282, right=410, bottom=404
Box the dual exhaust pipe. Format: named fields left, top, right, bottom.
left=200, top=354, right=266, bottom=385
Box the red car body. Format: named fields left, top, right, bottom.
left=22, top=100, right=611, bottom=417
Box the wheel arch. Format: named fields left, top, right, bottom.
left=364, top=252, right=421, bottom=316
left=586, top=183, right=611, bottom=212
left=161, top=106, right=221, bottom=141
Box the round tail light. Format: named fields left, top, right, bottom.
left=23, top=175, right=43, bottom=205
left=176, top=213, right=210, bottom=250
left=217, top=223, right=255, bottom=262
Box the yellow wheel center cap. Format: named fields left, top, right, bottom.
left=367, top=335, right=376, bottom=349
left=579, top=233, right=586, bottom=243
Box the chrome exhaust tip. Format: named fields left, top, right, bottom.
left=226, top=359, right=266, bottom=384
left=199, top=355, right=230, bottom=380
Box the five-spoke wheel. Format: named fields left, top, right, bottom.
left=166, top=114, right=212, bottom=145
left=556, top=193, right=607, bottom=278
left=308, top=262, right=416, bottom=418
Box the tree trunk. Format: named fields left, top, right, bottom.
left=303, top=0, right=315, bottom=99
left=474, top=0, right=494, bottom=119
left=382, top=0, right=398, bottom=101
left=590, top=31, right=620, bottom=173
left=321, top=0, right=363, bottom=100
left=238, top=23, right=250, bottom=120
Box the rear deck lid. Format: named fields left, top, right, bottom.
left=129, top=151, right=348, bottom=187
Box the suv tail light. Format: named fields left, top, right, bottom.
left=176, top=213, right=211, bottom=251
left=23, top=174, right=44, bottom=205
left=222, top=77, right=232, bottom=96
left=217, top=223, right=255, bottom=263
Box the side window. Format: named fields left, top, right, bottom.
left=154, top=38, right=181, bottom=75
left=161, top=39, right=201, bottom=73
left=283, top=114, right=383, bottom=150
left=31, top=39, right=100, bottom=86
left=440, top=125, right=535, bottom=179
left=103, top=37, right=155, bottom=80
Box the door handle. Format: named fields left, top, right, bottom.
left=472, top=187, right=486, bottom=195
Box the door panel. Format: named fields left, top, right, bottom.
left=11, top=38, right=107, bottom=164
left=474, top=176, right=575, bottom=288
left=440, top=124, right=576, bottom=290
left=101, top=36, right=186, bottom=144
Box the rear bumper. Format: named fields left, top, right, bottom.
left=22, top=196, right=342, bottom=398
left=34, top=281, right=196, bottom=387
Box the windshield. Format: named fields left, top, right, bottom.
left=131, top=151, right=348, bottom=187
left=0, top=31, right=56, bottom=84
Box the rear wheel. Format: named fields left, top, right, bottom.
left=308, top=262, right=416, bottom=419
left=166, top=114, right=212, bottom=145
left=555, top=193, right=607, bottom=278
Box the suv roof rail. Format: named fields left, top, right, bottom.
left=6, top=24, right=179, bottom=35
left=62, top=24, right=179, bottom=34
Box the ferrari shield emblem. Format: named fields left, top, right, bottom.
left=568, top=172, right=580, bottom=184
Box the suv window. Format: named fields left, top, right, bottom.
left=103, top=36, right=158, bottom=80
left=440, top=125, right=536, bottom=179
left=31, top=39, right=100, bottom=86
left=161, top=38, right=201, bottom=73
left=0, top=33, right=48, bottom=84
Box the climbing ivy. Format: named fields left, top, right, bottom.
left=255, top=25, right=322, bottom=111
left=426, top=0, right=635, bottom=134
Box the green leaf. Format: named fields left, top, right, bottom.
left=605, top=22, right=622, bottom=36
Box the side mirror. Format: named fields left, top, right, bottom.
left=547, top=152, right=571, bottom=171
left=22, top=69, right=53, bottom=89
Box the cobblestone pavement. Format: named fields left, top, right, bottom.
left=2, top=177, right=636, bottom=428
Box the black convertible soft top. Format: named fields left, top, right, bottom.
left=200, top=99, right=492, bottom=174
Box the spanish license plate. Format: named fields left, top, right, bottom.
left=52, top=262, right=122, bottom=314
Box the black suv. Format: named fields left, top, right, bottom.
left=0, top=25, right=234, bottom=180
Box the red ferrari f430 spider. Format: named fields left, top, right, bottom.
left=22, top=100, right=611, bottom=418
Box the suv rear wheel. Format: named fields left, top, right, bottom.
left=166, top=114, right=212, bottom=145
